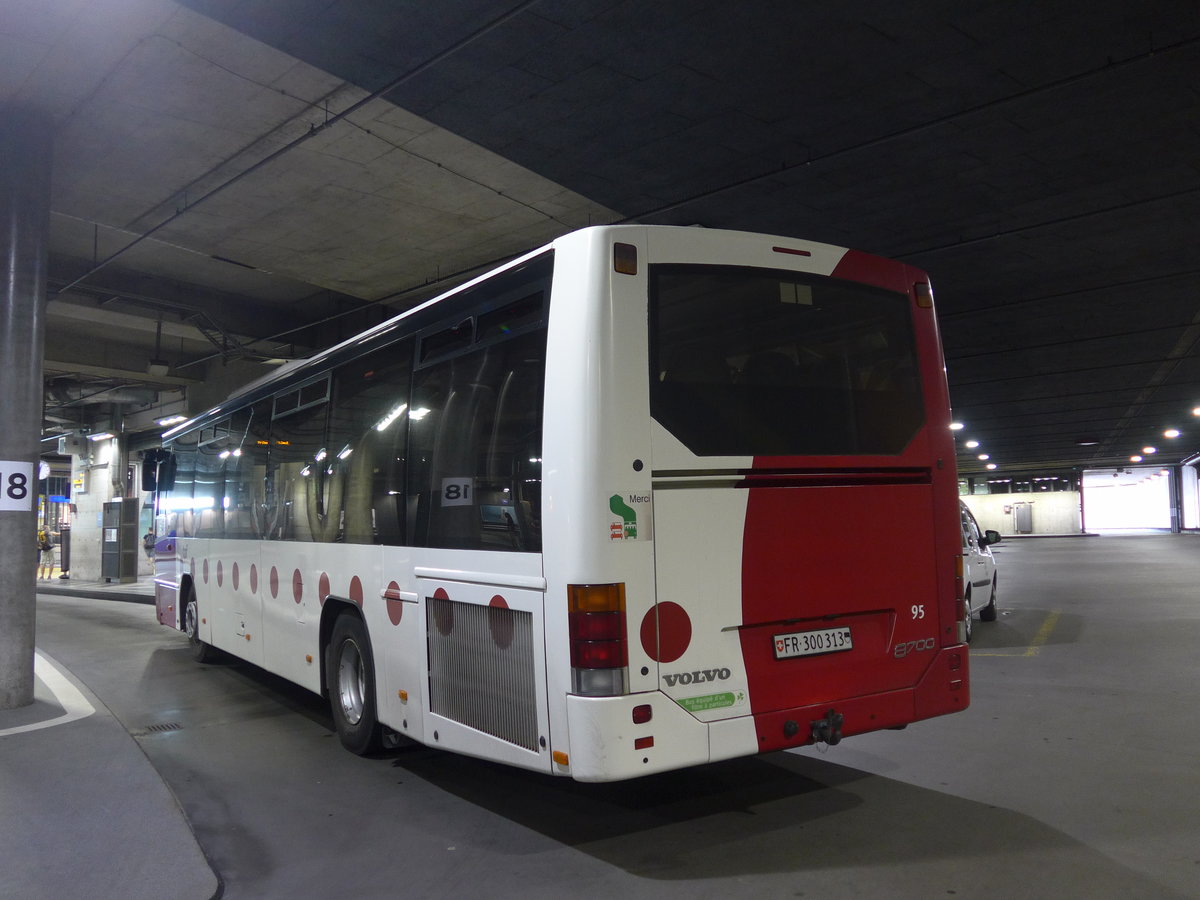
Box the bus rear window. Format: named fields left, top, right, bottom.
left=649, top=264, right=924, bottom=457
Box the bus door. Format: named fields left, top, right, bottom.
left=153, top=533, right=182, bottom=628
left=416, top=573, right=553, bottom=773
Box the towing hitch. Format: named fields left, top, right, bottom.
left=810, top=709, right=844, bottom=746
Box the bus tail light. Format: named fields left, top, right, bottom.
left=569, top=583, right=628, bottom=696
left=954, top=555, right=968, bottom=642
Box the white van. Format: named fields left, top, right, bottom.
left=960, top=501, right=1001, bottom=641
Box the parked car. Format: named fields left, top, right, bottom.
left=960, top=501, right=1001, bottom=641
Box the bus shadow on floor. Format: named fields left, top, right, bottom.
left=388, top=748, right=1183, bottom=895
left=969, top=608, right=1084, bottom=653
left=141, top=643, right=336, bottom=733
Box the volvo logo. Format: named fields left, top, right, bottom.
left=662, top=667, right=731, bottom=687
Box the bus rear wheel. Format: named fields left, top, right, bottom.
left=326, top=614, right=383, bottom=755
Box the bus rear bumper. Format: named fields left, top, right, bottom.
left=563, top=691, right=713, bottom=782
left=749, top=644, right=971, bottom=753
left=562, top=645, right=969, bottom=781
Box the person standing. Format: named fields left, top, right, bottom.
left=37, top=528, right=56, bottom=580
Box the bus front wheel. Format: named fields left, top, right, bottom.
left=326, top=614, right=383, bottom=755
left=184, top=589, right=218, bottom=663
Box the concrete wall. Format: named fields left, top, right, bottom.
left=65, top=439, right=154, bottom=581
left=961, top=491, right=1083, bottom=536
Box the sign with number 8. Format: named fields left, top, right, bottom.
left=0, top=461, right=34, bottom=511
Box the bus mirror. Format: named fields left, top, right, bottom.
left=141, top=450, right=160, bottom=491
left=159, top=452, right=177, bottom=491
left=142, top=449, right=177, bottom=492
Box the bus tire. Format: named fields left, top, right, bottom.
left=980, top=579, right=998, bottom=622
left=184, top=589, right=218, bottom=663
left=327, top=614, right=383, bottom=755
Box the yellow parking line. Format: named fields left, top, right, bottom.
left=1024, top=610, right=1062, bottom=657
left=972, top=610, right=1062, bottom=658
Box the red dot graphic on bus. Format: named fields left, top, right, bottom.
left=232, top=562, right=239, bottom=592
left=319, top=573, right=330, bottom=607
left=349, top=576, right=364, bottom=607
left=488, top=595, right=513, bottom=649
left=292, top=569, right=303, bottom=604
left=432, top=587, right=454, bottom=636
left=386, top=581, right=403, bottom=626
left=269, top=566, right=278, bottom=599
left=250, top=564, right=258, bottom=595
left=202, top=559, right=209, bottom=585
left=216, top=560, right=223, bottom=588
left=640, top=601, right=692, bottom=663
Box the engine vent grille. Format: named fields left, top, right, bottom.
left=426, top=595, right=538, bottom=752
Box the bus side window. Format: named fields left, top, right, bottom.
left=270, top=377, right=332, bottom=542
left=193, top=424, right=227, bottom=539
left=409, top=355, right=474, bottom=549
left=243, top=400, right=274, bottom=539
left=166, top=431, right=199, bottom=538
left=222, top=408, right=265, bottom=539
left=409, top=329, right=545, bottom=552
left=326, top=339, right=413, bottom=546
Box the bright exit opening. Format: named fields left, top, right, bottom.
left=1081, top=468, right=1172, bottom=531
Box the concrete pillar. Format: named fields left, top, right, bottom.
left=0, top=108, right=53, bottom=709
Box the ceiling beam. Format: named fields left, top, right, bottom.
left=47, top=299, right=212, bottom=343
left=43, top=359, right=198, bottom=386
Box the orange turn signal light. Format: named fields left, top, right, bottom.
left=613, top=242, right=638, bottom=275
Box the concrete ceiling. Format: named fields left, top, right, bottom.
left=4, top=0, right=1199, bottom=477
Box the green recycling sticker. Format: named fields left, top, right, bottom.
left=676, top=692, right=738, bottom=713
left=609, top=494, right=637, bottom=540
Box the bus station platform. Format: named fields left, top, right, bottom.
left=35, top=576, right=156, bottom=605
left=0, top=580, right=219, bottom=900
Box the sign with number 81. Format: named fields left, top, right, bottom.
left=440, top=476, right=473, bottom=507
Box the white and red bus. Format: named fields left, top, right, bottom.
left=152, top=224, right=967, bottom=782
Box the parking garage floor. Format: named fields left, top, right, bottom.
left=3, top=535, right=1199, bottom=899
